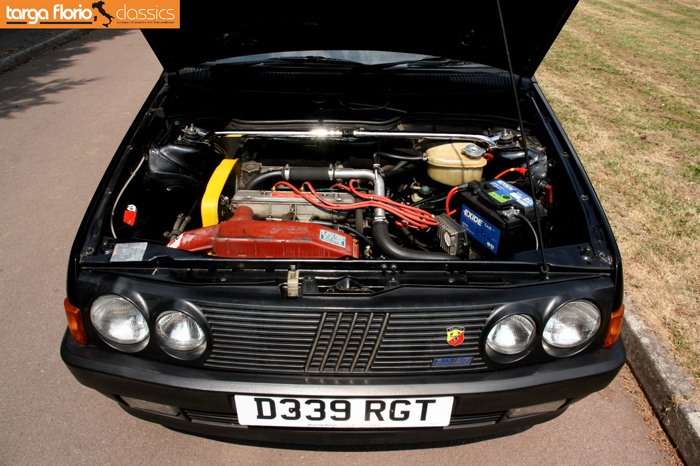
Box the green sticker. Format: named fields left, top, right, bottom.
left=488, top=192, right=512, bottom=203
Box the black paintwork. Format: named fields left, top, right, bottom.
left=61, top=4, right=627, bottom=443
left=142, top=2, right=578, bottom=77
left=62, top=332, right=625, bottom=445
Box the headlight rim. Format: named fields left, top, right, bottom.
left=542, top=299, right=602, bottom=358
left=154, top=309, right=208, bottom=360
left=89, top=293, right=150, bottom=353
left=484, top=312, right=538, bottom=364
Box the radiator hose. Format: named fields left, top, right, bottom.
left=372, top=220, right=457, bottom=261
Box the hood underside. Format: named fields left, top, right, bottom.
left=143, top=2, right=578, bottom=77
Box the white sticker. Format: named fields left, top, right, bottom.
left=167, top=235, right=182, bottom=249
left=319, top=229, right=346, bottom=248
left=111, top=242, right=148, bottom=262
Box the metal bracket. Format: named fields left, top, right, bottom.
left=287, top=265, right=300, bottom=298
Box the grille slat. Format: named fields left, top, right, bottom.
left=374, top=351, right=478, bottom=359
left=182, top=409, right=503, bottom=428
left=213, top=334, right=318, bottom=343
left=210, top=323, right=319, bottom=332
left=364, top=313, right=390, bottom=372
left=202, top=306, right=490, bottom=374
left=320, top=313, right=344, bottom=370
left=450, top=412, right=503, bottom=426
left=212, top=347, right=310, bottom=356
left=183, top=409, right=238, bottom=425
left=214, top=342, right=312, bottom=351
left=336, top=313, right=359, bottom=372
left=351, top=312, right=373, bottom=372
left=210, top=353, right=308, bottom=362
left=388, top=319, right=489, bottom=327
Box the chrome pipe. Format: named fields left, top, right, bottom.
left=214, top=129, right=497, bottom=148
left=216, top=129, right=345, bottom=139
left=351, top=131, right=497, bottom=148
left=331, top=168, right=386, bottom=221
left=279, top=166, right=387, bottom=221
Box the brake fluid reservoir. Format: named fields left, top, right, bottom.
left=425, top=143, right=487, bottom=186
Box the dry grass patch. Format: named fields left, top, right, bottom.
left=537, top=0, right=700, bottom=387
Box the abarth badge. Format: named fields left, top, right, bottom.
left=446, top=326, right=465, bottom=346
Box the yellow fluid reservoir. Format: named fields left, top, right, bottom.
left=425, top=143, right=487, bottom=186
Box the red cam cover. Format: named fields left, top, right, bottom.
left=168, top=206, right=359, bottom=259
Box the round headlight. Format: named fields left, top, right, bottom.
left=486, top=314, right=536, bottom=355
left=543, top=300, right=601, bottom=350
left=90, top=295, right=149, bottom=350
left=156, top=311, right=206, bottom=353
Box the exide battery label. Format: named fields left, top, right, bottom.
left=488, top=179, right=534, bottom=208
left=460, top=206, right=501, bottom=253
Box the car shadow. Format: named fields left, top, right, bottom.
left=167, top=426, right=531, bottom=452
left=0, top=30, right=130, bottom=119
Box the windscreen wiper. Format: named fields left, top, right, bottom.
left=211, top=56, right=364, bottom=68
left=345, top=57, right=473, bottom=73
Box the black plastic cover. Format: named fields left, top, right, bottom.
left=147, top=141, right=223, bottom=189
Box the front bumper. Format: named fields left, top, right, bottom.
left=61, top=330, right=625, bottom=445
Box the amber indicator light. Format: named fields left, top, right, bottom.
left=64, top=298, right=87, bottom=345
left=603, top=304, right=625, bottom=349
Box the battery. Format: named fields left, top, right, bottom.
left=453, top=180, right=540, bottom=258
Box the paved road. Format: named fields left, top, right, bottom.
left=0, top=30, right=676, bottom=465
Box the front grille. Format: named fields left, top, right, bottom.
left=182, top=409, right=504, bottom=428
left=202, top=305, right=491, bottom=375
left=450, top=412, right=504, bottom=426
left=183, top=410, right=238, bottom=425
left=304, top=312, right=388, bottom=372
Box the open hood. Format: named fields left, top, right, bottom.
left=143, top=1, right=578, bottom=77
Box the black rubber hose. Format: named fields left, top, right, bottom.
left=245, top=169, right=283, bottom=189
left=374, top=151, right=426, bottom=162
left=372, top=221, right=457, bottom=261
left=384, top=160, right=411, bottom=178
left=287, top=166, right=332, bottom=180
left=247, top=167, right=335, bottom=189
left=355, top=208, right=363, bottom=232
left=399, top=227, right=429, bottom=249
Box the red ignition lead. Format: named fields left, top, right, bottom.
left=272, top=180, right=439, bottom=229
left=445, top=186, right=460, bottom=217
left=494, top=167, right=528, bottom=179
left=445, top=167, right=529, bottom=217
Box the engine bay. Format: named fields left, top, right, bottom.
left=102, top=116, right=591, bottom=263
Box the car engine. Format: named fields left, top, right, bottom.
left=108, top=120, right=576, bottom=262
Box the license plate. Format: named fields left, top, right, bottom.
left=234, top=395, right=453, bottom=428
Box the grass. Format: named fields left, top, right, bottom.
left=537, top=0, right=700, bottom=390
left=665, top=316, right=700, bottom=379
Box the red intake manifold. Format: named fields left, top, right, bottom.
left=168, top=206, right=359, bottom=259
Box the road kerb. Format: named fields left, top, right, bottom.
left=0, top=30, right=89, bottom=74
left=623, top=303, right=700, bottom=465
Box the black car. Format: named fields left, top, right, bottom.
left=61, top=3, right=626, bottom=446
